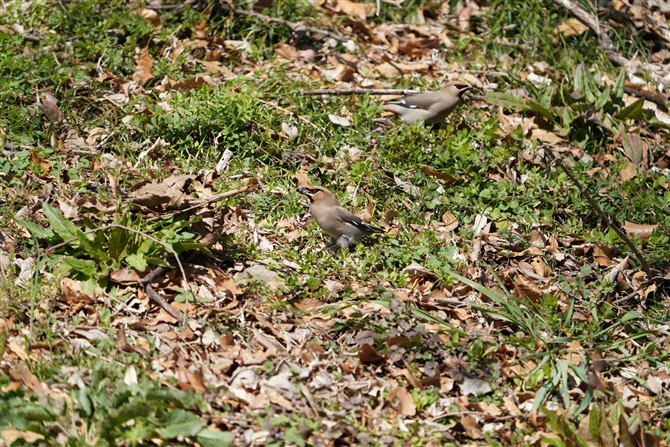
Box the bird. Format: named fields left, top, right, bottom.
left=382, top=81, right=472, bottom=125
left=297, top=186, right=384, bottom=251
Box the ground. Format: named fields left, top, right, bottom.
left=1, top=0, right=670, bottom=446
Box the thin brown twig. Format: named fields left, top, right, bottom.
left=543, top=147, right=654, bottom=278
left=301, top=88, right=420, bottom=96
left=216, top=2, right=350, bottom=43
left=552, top=0, right=670, bottom=89
left=145, top=185, right=253, bottom=222
left=140, top=266, right=186, bottom=324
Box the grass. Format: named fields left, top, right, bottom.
left=1, top=0, right=669, bottom=445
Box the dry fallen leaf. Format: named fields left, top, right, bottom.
left=358, top=344, right=386, bottom=364
left=328, top=113, right=352, bottom=127
left=134, top=8, right=161, bottom=27
left=132, top=47, right=154, bottom=85
left=623, top=221, right=658, bottom=240
left=38, top=93, right=63, bottom=122
left=388, top=387, right=417, bottom=416
left=619, top=160, right=637, bottom=182
left=30, top=151, right=50, bottom=175
left=553, top=18, right=589, bottom=37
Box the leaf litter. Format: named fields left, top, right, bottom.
left=1, top=0, right=670, bottom=446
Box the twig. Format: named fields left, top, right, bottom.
left=47, top=223, right=193, bottom=312
left=147, top=185, right=253, bottom=222
left=612, top=276, right=666, bottom=304
left=216, top=2, right=350, bottom=43
left=140, top=266, right=186, bottom=324
left=431, top=410, right=518, bottom=422
left=301, top=88, right=420, bottom=96
left=543, top=147, right=654, bottom=278
left=552, top=0, right=670, bottom=89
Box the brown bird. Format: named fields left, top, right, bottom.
left=383, top=82, right=472, bottom=125
left=297, top=186, right=384, bottom=251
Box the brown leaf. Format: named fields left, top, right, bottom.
left=292, top=172, right=311, bottom=188
left=358, top=344, right=385, bottom=364
left=9, top=364, right=44, bottom=392
left=531, top=128, right=565, bottom=144
left=420, top=166, right=460, bottom=185
left=38, top=93, right=63, bottom=122
left=60, top=278, right=95, bottom=311
left=593, top=243, right=615, bottom=267
left=458, top=5, right=472, bottom=32
left=441, top=211, right=459, bottom=232
left=530, top=257, right=552, bottom=277
left=621, top=132, right=647, bottom=167
left=387, top=387, right=416, bottom=416
left=619, top=159, right=637, bottom=182
left=30, top=151, right=50, bottom=175
left=623, top=221, right=658, bottom=240
left=275, top=43, right=299, bottom=61
left=553, top=18, right=589, bottom=37
left=132, top=47, right=154, bottom=85
left=110, top=268, right=141, bottom=285
left=134, top=8, right=161, bottom=27
left=172, top=76, right=217, bottom=90
left=513, top=275, right=543, bottom=301
left=334, top=0, right=375, bottom=20
left=461, top=414, right=484, bottom=439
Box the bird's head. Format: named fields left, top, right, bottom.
left=445, top=82, right=473, bottom=97
left=297, top=186, right=332, bottom=204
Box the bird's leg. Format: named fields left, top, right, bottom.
left=322, top=239, right=340, bottom=255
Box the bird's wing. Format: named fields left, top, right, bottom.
left=386, top=91, right=439, bottom=111
left=333, top=206, right=383, bottom=233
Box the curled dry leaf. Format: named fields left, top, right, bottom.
left=513, top=275, right=543, bottom=302
left=30, top=151, right=50, bottom=175
left=530, top=257, right=552, bottom=277
left=620, top=160, right=638, bottom=182
left=38, top=93, right=63, bottom=122
left=291, top=172, right=311, bottom=188
left=358, top=344, right=386, bottom=364
left=328, top=113, right=352, bottom=127
left=134, top=8, right=161, bottom=27
left=281, top=122, right=298, bottom=140
left=274, top=43, right=299, bottom=61
left=593, top=243, right=615, bottom=267
left=387, top=387, right=417, bottom=416
left=132, top=47, right=154, bottom=85
left=552, top=18, right=589, bottom=37
left=623, top=221, right=658, bottom=240
left=421, top=165, right=460, bottom=185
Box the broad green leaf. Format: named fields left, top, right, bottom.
left=126, top=253, right=148, bottom=272
left=43, top=203, right=111, bottom=263
left=621, top=311, right=642, bottom=322
left=615, top=98, right=644, bottom=120
left=63, top=257, right=98, bottom=277
left=588, top=404, right=601, bottom=441
left=156, top=419, right=207, bottom=439
left=196, top=429, right=234, bottom=447
left=108, top=404, right=152, bottom=426
left=15, top=219, right=54, bottom=238
left=612, top=68, right=626, bottom=105
left=13, top=404, right=56, bottom=422
left=484, top=92, right=531, bottom=112
left=43, top=203, right=79, bottom=243
left=594, top=85, right=611, bottom=109
left=526, top=100, right=556, bottom=121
